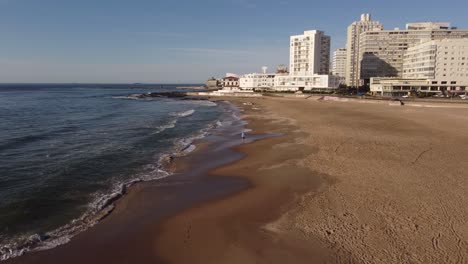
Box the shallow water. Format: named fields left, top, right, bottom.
left=0, top=84, right=224, bottom=259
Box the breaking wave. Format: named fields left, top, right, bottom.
left=170, top=109, right=195, bottom=118
left=0, top=100, right=238, bottom=262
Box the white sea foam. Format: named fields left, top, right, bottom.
left=181, top=144, right=196, bottom=154
left=232, top=113, right=241, bottom=120
left=170, top=109, right=195, bottom=117
left=171, top=100, right=217, bottom=107
left=111, top=95, right=142, bottom=100
left=153, top=119, right=177, bottom=134
left=0, top=164, right=173, bottom=261
left=0, top=100, right=242, bottom=262
left=191, top=100, right=217, bottom=107
left=215, top=120, right=233, bottom=128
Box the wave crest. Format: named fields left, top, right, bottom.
left=170, top=109, right=195, bottom=117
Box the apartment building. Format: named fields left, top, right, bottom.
left=274, top=74, right=342, bottom=92
left=345, top=14, right=384, bottom=87
left=370, top=38, right=468, bottom=96
left=359, top=23, right=468, bottom=85
left=332, top=48, right=347, bottom=77
left=403, top=38, right=468, bottom=82
left=289, top=30, right=330, bottom=76
left=239, top=67, right=276, bottom=91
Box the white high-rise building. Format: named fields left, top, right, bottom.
left=345, top=14, right=383, bottom=87
left=332, top=48, right=347, bottom=77
left=359, top=23, right=468, bottom=84
left=403, top=38, right=468, bottom=85
left=370, top=38, right=468, bottom=96
left=289, top=30, right=330, bottom=76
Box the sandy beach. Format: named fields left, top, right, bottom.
left=157, top=96, right=468, bottom=264
left=7, top=96, right=468, bottom=264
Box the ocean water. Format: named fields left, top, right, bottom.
left=0, top=85, right=225, bottom=259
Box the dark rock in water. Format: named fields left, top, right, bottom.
left=147, top=92, right=188, bottom=98
left=128, top=91, right=209, bottom=101
left=94, top=205, right=115, bottom=222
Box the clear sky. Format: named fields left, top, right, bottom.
left=0, top=0, right=467, bottom=83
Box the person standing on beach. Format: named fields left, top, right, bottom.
left=241, top=131, right=245, bottom=141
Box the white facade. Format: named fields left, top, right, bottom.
left=370, top=78, right=432, bottom=96
left=289, top=30, right=330, bottom=76
left=371, top=38, right=468, bottom=96
left=406, top=22, right=450, bottom=30
left=332, top=48, right=347, bottom=77
left=370, top=77, right=467, bottom=97
left=222, top=74, right=239, bottom=90
left=239, top=73, right=275, bottom=90
left=359, top=24, right=468, bottom=84
left=274, top=74, right=342, bottom=92
left=403, top=39, right=468, bottom=86
left=345, top=13, right=384, bottom=87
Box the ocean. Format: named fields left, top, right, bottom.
left=0, top=84, right=230, bottom=259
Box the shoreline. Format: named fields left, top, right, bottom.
left=156, top=98, right=337, bottom=263
left=4, top=99, right=274, bottom=263
left=6, top=95, right=468, bottom=263
left=148, top=96, right=468, bottom=263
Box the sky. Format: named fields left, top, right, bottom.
left=0, top=0, right=467, bottom=83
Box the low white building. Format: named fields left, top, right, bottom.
left=222, top=73, right=240, bottom=91
left=239, top=66, right=275, bottom=91
left=370, top=77, right=467, bottom=97
left=274, top=74, right=342, bottom=92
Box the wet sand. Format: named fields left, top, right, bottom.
left=8, top=97, right=468, bottom=264
left=157, top=97, right=468, bottom=264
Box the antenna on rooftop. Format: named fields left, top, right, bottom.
left=261, top=66, right=268, bottom=74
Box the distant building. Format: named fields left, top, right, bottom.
left=276, top=64, right=289, bottom=75
left=345, top=14, right=384, bottom=87
left=274, top=74, right=342, bottom=92
left=289, top=30, right=330, bottom=76
left=239, top=66, right=275, bottom=91
left=205, top=77, right=220, bottom=89
left=332, top=48, right=347, bottom=77
left=370, top=39, right=468, bottom=96
left=406, top=22, right=450, bottom=30
left=222, top=74, right=240, bottom=90
left=359, top=22, right=468, bottom=85
left=278, top=29, right=341, bottom=92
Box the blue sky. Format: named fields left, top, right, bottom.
left=0, top=0, right=467, bottom=83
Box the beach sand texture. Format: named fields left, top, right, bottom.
left=158, top=97, right=468, bottom=264
left=7, top=96, right=468, bottom=264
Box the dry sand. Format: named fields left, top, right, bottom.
left=7, top=96, right=468, bottom=264
left=157, top=97, right=468, bottom=264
